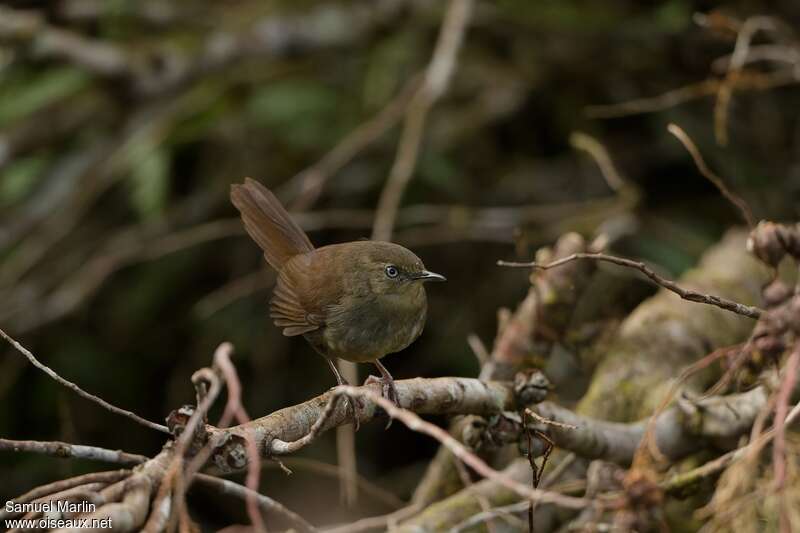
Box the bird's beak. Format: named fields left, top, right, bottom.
left=414, top=270, right=446, bottom=282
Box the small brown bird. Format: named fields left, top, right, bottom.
left=231, top=178, right=445, bottom=408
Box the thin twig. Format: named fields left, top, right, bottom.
left=214, top=343, right=267, bottom=533
left=195, top=474, right=317, bottom=533
left=371, top=0, right=473, bottom=241
left=715, top=16, right=785, bottom=146
left=633, top=344, right=740, bottom=469
left=451, top=501, right=533, bottom=533
left=452, top=456, right=508, bottom=533
left=667, top=123, right=756, bottom=227
left=284, top=74, right=422, bottom=211
left=336, top=359, right=359, bottom=507
left=467, top=333, right=490, bottom=367
left=267, top=457, right=405, bottom=509
left=322, top=504, right=423, bottom=533
left=772, top=346, right=799, bottom=490
left=584, top=71, right=798, bottom=119
left=569, top=132, right=627, bottom=192
left=661, top=395, right=800, bottom=495
left=0, top=327, right=170, bottom=433
left=0, top=470, right=130, bottom=519
left=711, top=44, right=800, bottom=72
left=525, top=408, right=578, bottom=430
left=0, top=438, right=148, bottom=465
left=144, top=358, right=225, bottom=532
left=269, top=393, right=345, bottom=454
left=497, top=253, right=763, bottom=319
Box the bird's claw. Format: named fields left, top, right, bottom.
left=331, top=385, right=362, bottom=431
left=346, top=396, right=361, bottom=432
left=382, top=378, right=399, bottom=406
left=364, top=374, right=399, bottom=429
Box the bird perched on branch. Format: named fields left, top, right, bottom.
left=231, top=178, right=445, bottom=416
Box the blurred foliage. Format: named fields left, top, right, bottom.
left=1, top=0, right=799, bottom=527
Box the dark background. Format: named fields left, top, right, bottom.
left=1, top=0, right=799, bottom=526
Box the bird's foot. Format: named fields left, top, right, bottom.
left=331, top=384, right=363, bottom=431
left=346, top=396, right=361, bottom=432
left=364, top=374, right=399, bottom=429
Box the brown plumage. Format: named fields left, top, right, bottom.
left=231, top=178, right=445, bottom=405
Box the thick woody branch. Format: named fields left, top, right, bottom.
left=662, top=398, right=800, bottom=496
left=526, top=382, right=775, bottom=465
left=334, top=387, right=587, bottom=510
left=412, top=232, right=614, bottom=509
left=402, top=230, right=769, bottom=531
left=206, top=377, right=515, bottom=472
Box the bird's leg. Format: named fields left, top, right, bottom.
left=325, top=359, right=360, bottom=431
left=364, top=360, right=399, bottom=429
left=372, top=360, right=399, bottom=406
left=326, top=358, right=349, bottom=386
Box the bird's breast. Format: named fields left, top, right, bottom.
left=322, top=285, right=428, bottom=363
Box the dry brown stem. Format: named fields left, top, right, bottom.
left=0, top=327, right=169, bottom=433
left=498, top=252, right=763, bottom=319
left=371, top=0, right=473, bottom=241
left=667, top=123, right=756, bottom=227
left=0, top=438, right=147, bottom=465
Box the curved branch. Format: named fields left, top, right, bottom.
left=498, top=252, right=764, bottom=319
left=207, top=377, right=515, bottom=473
left=195, top=474, right=318, bottom=533
left=0, top=327, right=169, bottom=433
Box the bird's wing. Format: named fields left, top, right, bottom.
left=269, top=253, right=330, bottom=336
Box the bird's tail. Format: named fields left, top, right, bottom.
left=230, top=178, right=314, bottom=270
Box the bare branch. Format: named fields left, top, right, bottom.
left=371, top=0, right=473, bottom=241
left=195, top=474, right=317, bottom=533
left=0, top=470, right=130, bottom=520
left=585, top=71, right=797, bottom=119
left=213, top=344, right=266, bottom=533
left=322, top=504, right=423, bottom=533
left=715, top=16, right=789, bottom=146
left=667, top=123, right=756, bottom=227
left=662, top=391, right=800, bottom=495
left=0, top=327, right=170, bottom=433
left=283, top=74, right=422, bottom=211
left=772, top=346, right=800, bottom=490
left=0, top=438, right=147, bottom=465
left=270, top=394, right=344, bottom=454
left=212, top=377, right=515, bottom=468
left=334, top=386, right=588, bottom=510
left=0, top=6, right=129, bottom=75
left=497, top=252, right=763, bottom=319
left=569, top=132, right=628, bottom=193
left=271, top=457, right=405, bottom=509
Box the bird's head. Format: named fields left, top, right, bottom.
left=357, top=241, right=445, bottom=296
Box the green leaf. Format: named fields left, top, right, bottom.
left=0, top=67, right=90, bottom=127
left=0, top=155, right=49, bottom=207
left=247, top=80, right=340, bottom=149
left=130, top=146, right=170, bottom=219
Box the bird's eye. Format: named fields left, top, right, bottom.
left=385, top=265, right=399, bottom=278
